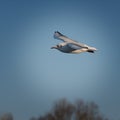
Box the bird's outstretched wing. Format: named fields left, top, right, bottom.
left=54, top=31, right=89, bottom=48
left=54, top=31, right=74, bottom=43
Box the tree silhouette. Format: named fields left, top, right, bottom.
left=0, top=99, right=109, bottom=120
left=53, top=99, right=75, bottom=120
left=36, top=98, right=108, bottom=120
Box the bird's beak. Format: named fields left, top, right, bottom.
left=51, top=46, right=57, bottom=49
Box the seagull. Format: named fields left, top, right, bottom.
left=51, top=31, right=97, bottom=54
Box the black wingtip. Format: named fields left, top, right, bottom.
left=55, top=31, right=60, bottom=33
left=54, top=31, right=64, bottom=36
left=54, top=31, right=60, bottom=38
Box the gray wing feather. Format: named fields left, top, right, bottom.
left=67, top=43, right=82, bottom=50
left=54, top=31, right=89, bottom=48
left=54, top=31, right=73, bottom=42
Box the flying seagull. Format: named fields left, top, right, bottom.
left=51, top=31, right=97, bottom=54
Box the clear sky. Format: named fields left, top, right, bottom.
left=0, top=0, right=120, bottom=120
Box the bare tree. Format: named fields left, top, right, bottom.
left=75, top=100, right=99, bottom=120
left=53, top=99, right=75, bottom=120
left=31, top=98, right=109, bottom=120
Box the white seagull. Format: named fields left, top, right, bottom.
left=51, top=31, right=97, bottom=54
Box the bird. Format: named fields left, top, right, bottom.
left=51, top=31, right=97, bottom=54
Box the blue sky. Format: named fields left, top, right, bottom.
left=0, top=0, right=120, bottom=120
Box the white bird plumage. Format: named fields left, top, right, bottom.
left=51, top=31, right=97, bottom=54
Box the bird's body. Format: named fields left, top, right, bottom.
left=55, top=43, right=87, bottom=53
left=51, top=31, right=97, bottom=54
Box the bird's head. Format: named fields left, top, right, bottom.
left=51, top=44, right=62, bottom=49
left=51, top=45, right=57, bottom=49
